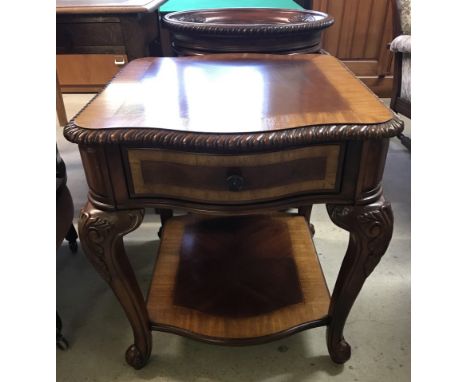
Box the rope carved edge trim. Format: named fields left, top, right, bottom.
left=64, top=118, right=403, bottom=153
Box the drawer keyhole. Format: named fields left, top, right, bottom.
left=226, top=175, right=244, bottom=192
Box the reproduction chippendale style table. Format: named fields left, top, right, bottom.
left=64, top=53, right=403, bottom=369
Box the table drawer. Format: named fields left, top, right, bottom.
left=57, top=19, right=124, bottom=51
left=125, top=145, right=343, bottom=204
left=57, top=54, right=128, bottom=87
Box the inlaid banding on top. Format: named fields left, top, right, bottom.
left=63, top=54, right=403, bottom=149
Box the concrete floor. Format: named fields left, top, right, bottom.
left=57, top=94, right=411, bottom=382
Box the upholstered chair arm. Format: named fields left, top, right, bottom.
left=390, top=35, right=411, bottom=54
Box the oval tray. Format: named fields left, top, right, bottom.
left=163, top=8, right=334, bottom=55
left=163, top=8, right=334, bottom=35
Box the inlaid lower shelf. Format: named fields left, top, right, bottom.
left=146, top=214, right=330, bottom=343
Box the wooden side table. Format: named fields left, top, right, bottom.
left=64, top=54, right=403, bottom=370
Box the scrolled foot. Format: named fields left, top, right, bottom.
left=126, top=344, right=150, bottom=370
left=328, top=336, right=351, bottom=364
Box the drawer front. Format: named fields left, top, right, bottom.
left=57, top=54, right=127, bottom=87
left=57, top=21, right=124, bottom=51
left=126, top=145, right=343, bottom=204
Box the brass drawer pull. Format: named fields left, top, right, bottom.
left=226, top=175, right=244, bottom=192
left=114, top=57, right=126, bottom=66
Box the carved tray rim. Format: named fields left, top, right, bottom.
left=163, top=8, right=335, bottom=35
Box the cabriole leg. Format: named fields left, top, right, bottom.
left=78, top=202, right=151, bottom=369
left=326, top=197, right=393, bottom=363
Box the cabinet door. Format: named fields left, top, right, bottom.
left=314, top=0, right=394, bottom=97
left=57, top=54, right=127, bottom=93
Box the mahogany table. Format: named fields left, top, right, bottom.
left=64, top=53, right=403, bottom=370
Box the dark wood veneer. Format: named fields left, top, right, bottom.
left=141, top=156, right=326, bottom=186
left=141, top=156, right=325, bottom=187
left=174, top=216, right=303, bottom=318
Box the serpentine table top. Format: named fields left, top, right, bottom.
left=65, top=54, right=400, bottom=149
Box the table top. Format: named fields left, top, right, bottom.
left=160, top=0, right=303, bottom=13
left=73, top=54, right=394, bottom=135
left=56, top=0, right=167, bottom=14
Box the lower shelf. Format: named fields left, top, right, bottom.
left=146, top=214, right=330, bottom=343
